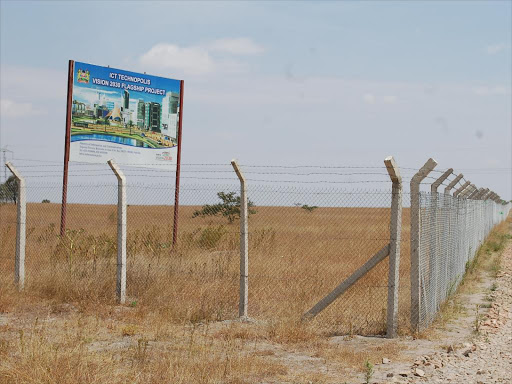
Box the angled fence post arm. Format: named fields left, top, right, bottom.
left=231, top=159, right=248, bottom=320
left=444, top=174, right=463, bottom=195
left=463, top=185, right=477, bottom=199
left=108, top=159, right=127, bottom=304
left=384, top=156, right=402, bottom=338
left=5, top=162, right=25, bottom=291
left=475, top=188, right=488, bottom=200
left=453, top=181, right=471, bottom=197
left=468, top=187, right=481, bottom=199
left=410, top=158, right=437, bottom=332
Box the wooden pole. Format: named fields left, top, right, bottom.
left=60, top=60, right=74, bottom=236
left=172, top=80, right=184, bottom=246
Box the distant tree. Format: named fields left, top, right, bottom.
left=42, top=199, right=50, bottom=203
left=0, top=176, right=17, bottom=204
left=301, top=204, right=318, bottom=213
left=193, top=192, right=256, bottom=223
left=295, top=203, right=318, bottom=212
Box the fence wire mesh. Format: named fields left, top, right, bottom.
left=0, top=162, right=510, bottom=336
left=416, top=192, right=511, bottom=329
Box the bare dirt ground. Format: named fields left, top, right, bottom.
left=368, top=224, right=512, bottom=384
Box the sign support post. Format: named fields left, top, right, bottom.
left=60, top=59, right=74, bottom=237
left=172, top=80, right=184, bottom=246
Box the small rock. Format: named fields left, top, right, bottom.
left=386, top=372, right=394, bottom=377
left=414, top=368, right=425, bottom=377
left=398, top=371, right=408, bottom=377
left=413, top=360, right=422, bottom=366
left=382, top=357, right=391, bottom=364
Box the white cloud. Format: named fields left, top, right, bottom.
left=209, top=38, right=264, bottom=55
left=383, top=95, right=397, bottom=104
left=0, top=65, right=66, bottom=100
left=486, top=43, right=507, bottom=55
left=138, top=38, right=264, bottom=75
left=0, top=98, right=46, bottom=118
left=362, top=93, right=375, bottom=104
left=472, top=85, right=510, bottom=96
left=140, top=43, right=214, bottom=75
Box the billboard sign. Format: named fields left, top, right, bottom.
left=69, top=61, right=182, bottom=167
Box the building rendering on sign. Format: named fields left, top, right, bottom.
left=137, top=100, right=145, bottom=128
left=142, top=102, right=160, bottom=132
left=161, top=92, right=179, bottom=139
left=73, top=87, right=178, bottom=135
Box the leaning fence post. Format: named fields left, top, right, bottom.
left=107, top=159, right=126, bottom=304
left=384, top=156, right=402, bottom=338
left=231, top=159, right=248, bottom=319
left=5, top=162, right=25, bottom=291
left=410, top=158, right=437, bottom=332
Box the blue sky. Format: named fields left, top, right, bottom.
left=1, top=1, right=511, bottom=197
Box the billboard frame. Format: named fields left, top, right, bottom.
left=60, top=60, right=184, bottom=246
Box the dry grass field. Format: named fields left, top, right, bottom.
left=0, top=201, right=414, bottom=383
left=1, top=202, right=412, bottom=332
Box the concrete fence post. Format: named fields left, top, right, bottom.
left=453, top=181, right=471, bottom=197
left=5, top=162, right=25, bottom=291
left=108, top=160, right=127, bottom=304
left=444, top=174, right=463, bottom=195
left=410, top=158, right=437, bottom=332
left=384, top=156, right=402, bottom=338
left=231, top=159, right=248, bottom=319
left=429, top=168, right=452, bottom=316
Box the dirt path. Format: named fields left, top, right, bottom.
left=370, top=234, right=512, bottom=384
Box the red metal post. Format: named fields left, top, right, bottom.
left=172, top=80, right=184, bottom=246
left=60, top=60, right=74, bottom=236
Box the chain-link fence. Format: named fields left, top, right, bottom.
left=416, top=192, right=511, bottom=329
left=1, top=160, right=510, bottom=336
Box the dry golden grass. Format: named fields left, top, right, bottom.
left=1, top=202, right=412, bottom=335
left=2, top=202, right=508, bottom=383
